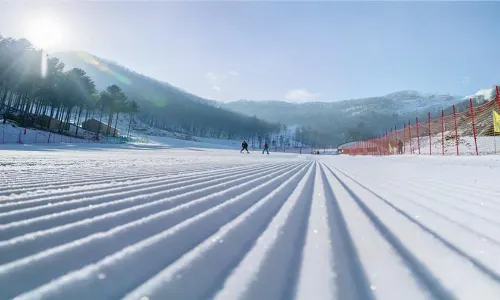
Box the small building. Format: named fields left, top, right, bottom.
left=35, top=115, right=63, bottom=130
left=81, top=118, right=119, bottom=136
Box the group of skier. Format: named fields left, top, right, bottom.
left=240, top=140, right=270, bottom=154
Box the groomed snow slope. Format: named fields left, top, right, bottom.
left=1, top=146, right=500, bottom=299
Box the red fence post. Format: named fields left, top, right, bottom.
left=392, top=129, right=395, bottom=154
left=390, top=128, right=396, bottom=155
left=497, top=86, right=500, bottom=110
left=380, top=135, right=383, bottom=156
left=380, top=132, right=383, bottom=155
left=408, top=120, right=412, bottom=154
left=378, top=136, right=384, bottom=156
left=403, top=124, right=406, bottom=154
left=453, top=105, right=459, bottom=156
left=441, top=110, right=445, bottom=155
left=393, top=129, right=396, bottom=154
left=389, top=128, right=393, bottom=155
left=469, top=98, right=479, bottom=155
left=379, top=136, right=382, bottom=156
left=416, top=117, right=421, bottom=154
left=394, top=125, right=397, bottom=152
left=385, top=130, right=389, bottom=155
left=428, top=112, right=432, bottom=155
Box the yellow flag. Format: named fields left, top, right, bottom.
left=388, top=143, right=393, bottom=153
left=494, top=111, right=500, bottom=133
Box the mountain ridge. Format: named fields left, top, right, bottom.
left=51, top=50, right=281, bottom=140
left=229, top=89, right=461, bottom=104
left=219, top=89, right=468, bottom=146
left=51, top=50, right=492, bottom=146
left=221, top=90, right=465, bottom=121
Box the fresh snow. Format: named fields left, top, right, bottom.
left=399, top=134, right=500, bottom=156
left=464, top=88, right=495, bottom=102
left=0, top=122, right=90, bottom=144
left=0, top=117, right=310, bottom=153
left=1, top=144, right=500, bottom=299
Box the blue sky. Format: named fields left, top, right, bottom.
left=1, top=1, right=499, bottom=102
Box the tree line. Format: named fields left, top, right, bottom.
left=54, top=51, right=283, bottom=142
left=0, top=35, right=140, bottom=139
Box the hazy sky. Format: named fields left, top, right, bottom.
left=1, top=1, right=499, bottom=102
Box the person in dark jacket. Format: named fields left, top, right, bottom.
left=241, top=140, right=249, bottom=153
left=397, top=140, right=403, bottom=154
left=262, top=142, right=270, bottom=154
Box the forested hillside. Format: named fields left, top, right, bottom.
left=0, top=36, right=141, bottom=140
left=53, top=51, right=280, bottom=140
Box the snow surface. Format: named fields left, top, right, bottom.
left=398, top=134, right=500, bottom=156
left=0, top=122, right=91, bottom=144
left=0, top=120, right=316, bottom=155
left=1, top=144, right=500, bottom=299
left=0, top=115, right=313, bottom=154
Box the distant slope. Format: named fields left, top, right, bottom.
left=443, top=86, right=498, bottom=115
left=51, top=51, right=279, bottom=139
left=220, top=91, right=464, bottom=145
left=52, top=51, right=214, bottom=108
left=222, top=91, right=463, bottom=125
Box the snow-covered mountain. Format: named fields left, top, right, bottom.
left=220, top=89, right=475, bottom=145
left=381, top=91, right=461, bottom=114
left=339, top=90, right=463, bottom=116
left=463, top=87, right=496, bottom=104
left=222, top=90, right=464, bottom=125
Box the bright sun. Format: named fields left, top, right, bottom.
left=25, top=16, right=64, bottom=49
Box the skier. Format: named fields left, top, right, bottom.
left=398, top=140, right=403, bottom=154
left=262, top=142, right=270, bottom=154
left=241, top=140, right=249, bottom=153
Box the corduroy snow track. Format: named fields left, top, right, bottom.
left=1, top=146, right=500, bottom=300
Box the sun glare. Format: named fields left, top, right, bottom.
left=25, top=16, right=64, bottom=49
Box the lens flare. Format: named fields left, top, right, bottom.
left=25, top=15, right=63, bottom=49
left=76, top=51, right=131, bottom=85
left=41, top=51, right=48, bottom=78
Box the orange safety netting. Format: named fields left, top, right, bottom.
left=342, top=86, right=500, bottom=156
